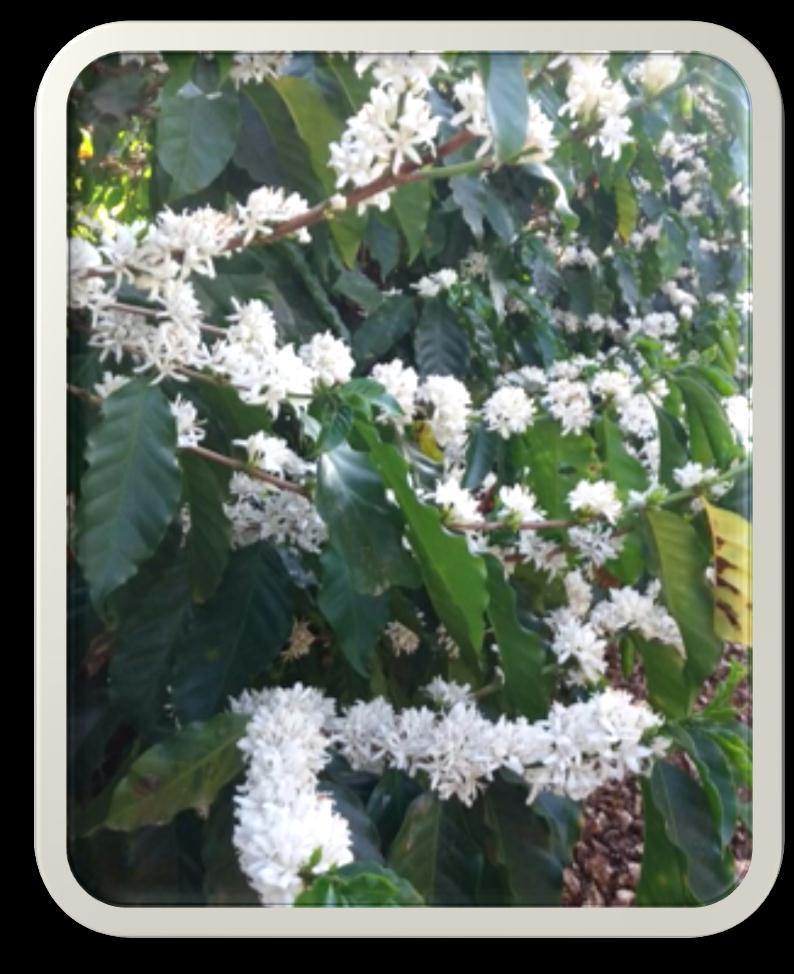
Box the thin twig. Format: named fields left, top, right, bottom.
left=66, top=384, right=310, bottom=497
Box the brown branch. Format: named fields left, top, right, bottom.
left=186, top=445, right=309, bottom=496
left=448, top=516, right=579, bottom=533
left=66, top=385, right=310, bottom=497
left=107, top=302, right=227, bottom=337
left=75, top=129, right=479, bottom=278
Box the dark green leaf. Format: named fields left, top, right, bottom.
left=316, top=442, right=419, bottom=596
left=318, top=546, right=389, bottom=676
left=75, top=381, right=181, bottom=607
left=296, top=861, right=423, bottom=906
left=414, top=297, right=470, bottom=378
left=106, top=713, right=248, bottom=831
left=172, top=542, right=294, bottom=721
left=358, top=426, right=489, bottom=667
left=180, top=452, right=231, bottom=603
left=352, top=295, right=416, bottom=367
left=388, top=793, right=482, bottom=905
left=156, top=84, right=240, bottom=199
left=480, top=54, right=528, bottom=163
left=392, top=180, right=432, bottom=263
left=676, top=374, right=739, bottom=469
left=484, top=556, right=549, bottom=720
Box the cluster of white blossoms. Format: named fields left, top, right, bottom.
left=229, top=678, right=666, bottom=903
left=229, top=53, right=291, bottom=88
left=417, top=375, right=472, bottom=452
left=230, top=684, right=352, bottom=905
left=629, top=53, right=683, bottom=97
left=546, top=573, right=684, bottom=684
left=482, top=385, right=536, bottom=439
left=411, top=268, right=458, bottom=298
left=224, top=473, right=328, bottom=554
left=329, top=681, right=667, bottom=808
left=329, top=55, right=444, bottom=213
left=559, top=55, right=634, bottom=161
left=451, top=72, right=558, bottom=162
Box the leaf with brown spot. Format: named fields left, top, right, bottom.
left=703, top=501, right=752, bottom=646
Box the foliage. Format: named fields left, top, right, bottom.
left=67, top=50, right=752, bottom=908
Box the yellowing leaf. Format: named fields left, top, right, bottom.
left=414, top=421, right=444, bottom=462
left=703, top=501, right=752, bottom=645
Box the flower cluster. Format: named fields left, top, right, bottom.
left=231, top=685, right=352, bottom=905
left=559, top=55, right=634, bottom=161
left=328, top=683, right=668, bottom=807
left=328, top=56, right=444, bottom=213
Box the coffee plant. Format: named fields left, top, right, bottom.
left=67, top=50, right=752, bottom=908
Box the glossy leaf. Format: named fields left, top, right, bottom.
left=179, top=452, right=231, bottom=603
left=388, top=793, right=482, bottom=905
left=480, top=54, right=529, bottom=163
left=645, top=509, right=722, bottom=690
left=316, top=442, right=419, bottom=596
left=75, top=381, right=181, bottom=607
left=106, top=713, right=248, bottom=831
left=703, top=501, right=752, bottom=645
left=318, top=546, right=389, bottom=676
left=171, top=542, right=294, bottom=721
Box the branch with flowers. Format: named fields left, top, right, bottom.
left=67, top=50, right=753, bottom=910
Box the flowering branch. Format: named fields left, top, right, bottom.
left=66, top=384, right=310, bottom=497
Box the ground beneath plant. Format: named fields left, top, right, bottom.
left=561, top=645, right=751, bottom=907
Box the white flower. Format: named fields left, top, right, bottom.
left=423, top=677, right=474, bottom=709
left=170, top=394, right=206, bottom=448
left=411, top=268, right=458, bottom=298
left=418, top=375, right=471, bottom=450
left=564, top=570, right=593, bottom=617
left=543, top=379, right=594, bottom=436
left=482, top=386, right=536, bottom=439
left=672, top=461, right=719, bottom=489
left=229, top=53, right=291, bottom=88
left=237, top=185, right=311, bottom=245
left=299, top=332, right=355, bottom=387
left=234, top=432, right=313, bottom=480
left=568, top=479, right=623, bottom=525
left=371, top=359, right=418, bottom=422
left=499, top=484, right=546, bottom=524
left=93, top=372, right=131, bottom=399
left=433, top=477, right=480, bottom=522
left=630, top=54, right=683, bottom=96
left=569, top=523, right=625, bottom=566
left=551, top=619, right=608, bottom=684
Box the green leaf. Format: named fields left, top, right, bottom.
left=388, top=793, right=482, bottom=905
left=202, top=790, right=259, bottom=904
left=320, top=781, right=384, bottom=864
left=645, top=761, right=735, bottom=904
left=523, top=418, right=598, bottom=519
left=316, top=443, right=419, bottom=596
left=636, top=639, right=693, bottom=718
left=358, top=426, right=489, bottom=667
left=391, top=180, right=432, bottom=263
left=333, top=268, right=384, bottom=312
left=645, top=509, right=722, bottom=690
left=351, top=295, right=416, bottom=367
left=414, top=297, right=470, bottom=378
left=524, top=162, right=579, bottom=233
left=484, top=556, right=549, bottom=720
left=670, top=725, right=737, bottom=847
left=105, top=713, right=248, bottom=831
left=614, top=177, right=638, bottom=241
left=171, top=542, right=294, bottom=721
left=676, top=375, right=739, bottom=469
left=75, top=381, right=181, bottom=607
left=484, top=778, right=576, bottom=905
left=656, top=214, right=688, bottom=280
left=318, top=546, right=389, bottom=677
left=366, top=769, right=423, bottom=854
left=179, top=452, right=231, bottom=603
left=156, top=83, right=240, bottom=199
left=270, top=75, right=365, bottom=264
left=479, top=54, right=528, bottom=163
left=295, top=862, right=423, bottom=906
left=462, top=423, right=500, bottom=490
left=109, top=558, right=193, bottom=735
left=596, top=416, right=649, bottom=493
left=637, top=775, right=695, bottom=905
left=655, top=406, right=689, bottom=489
